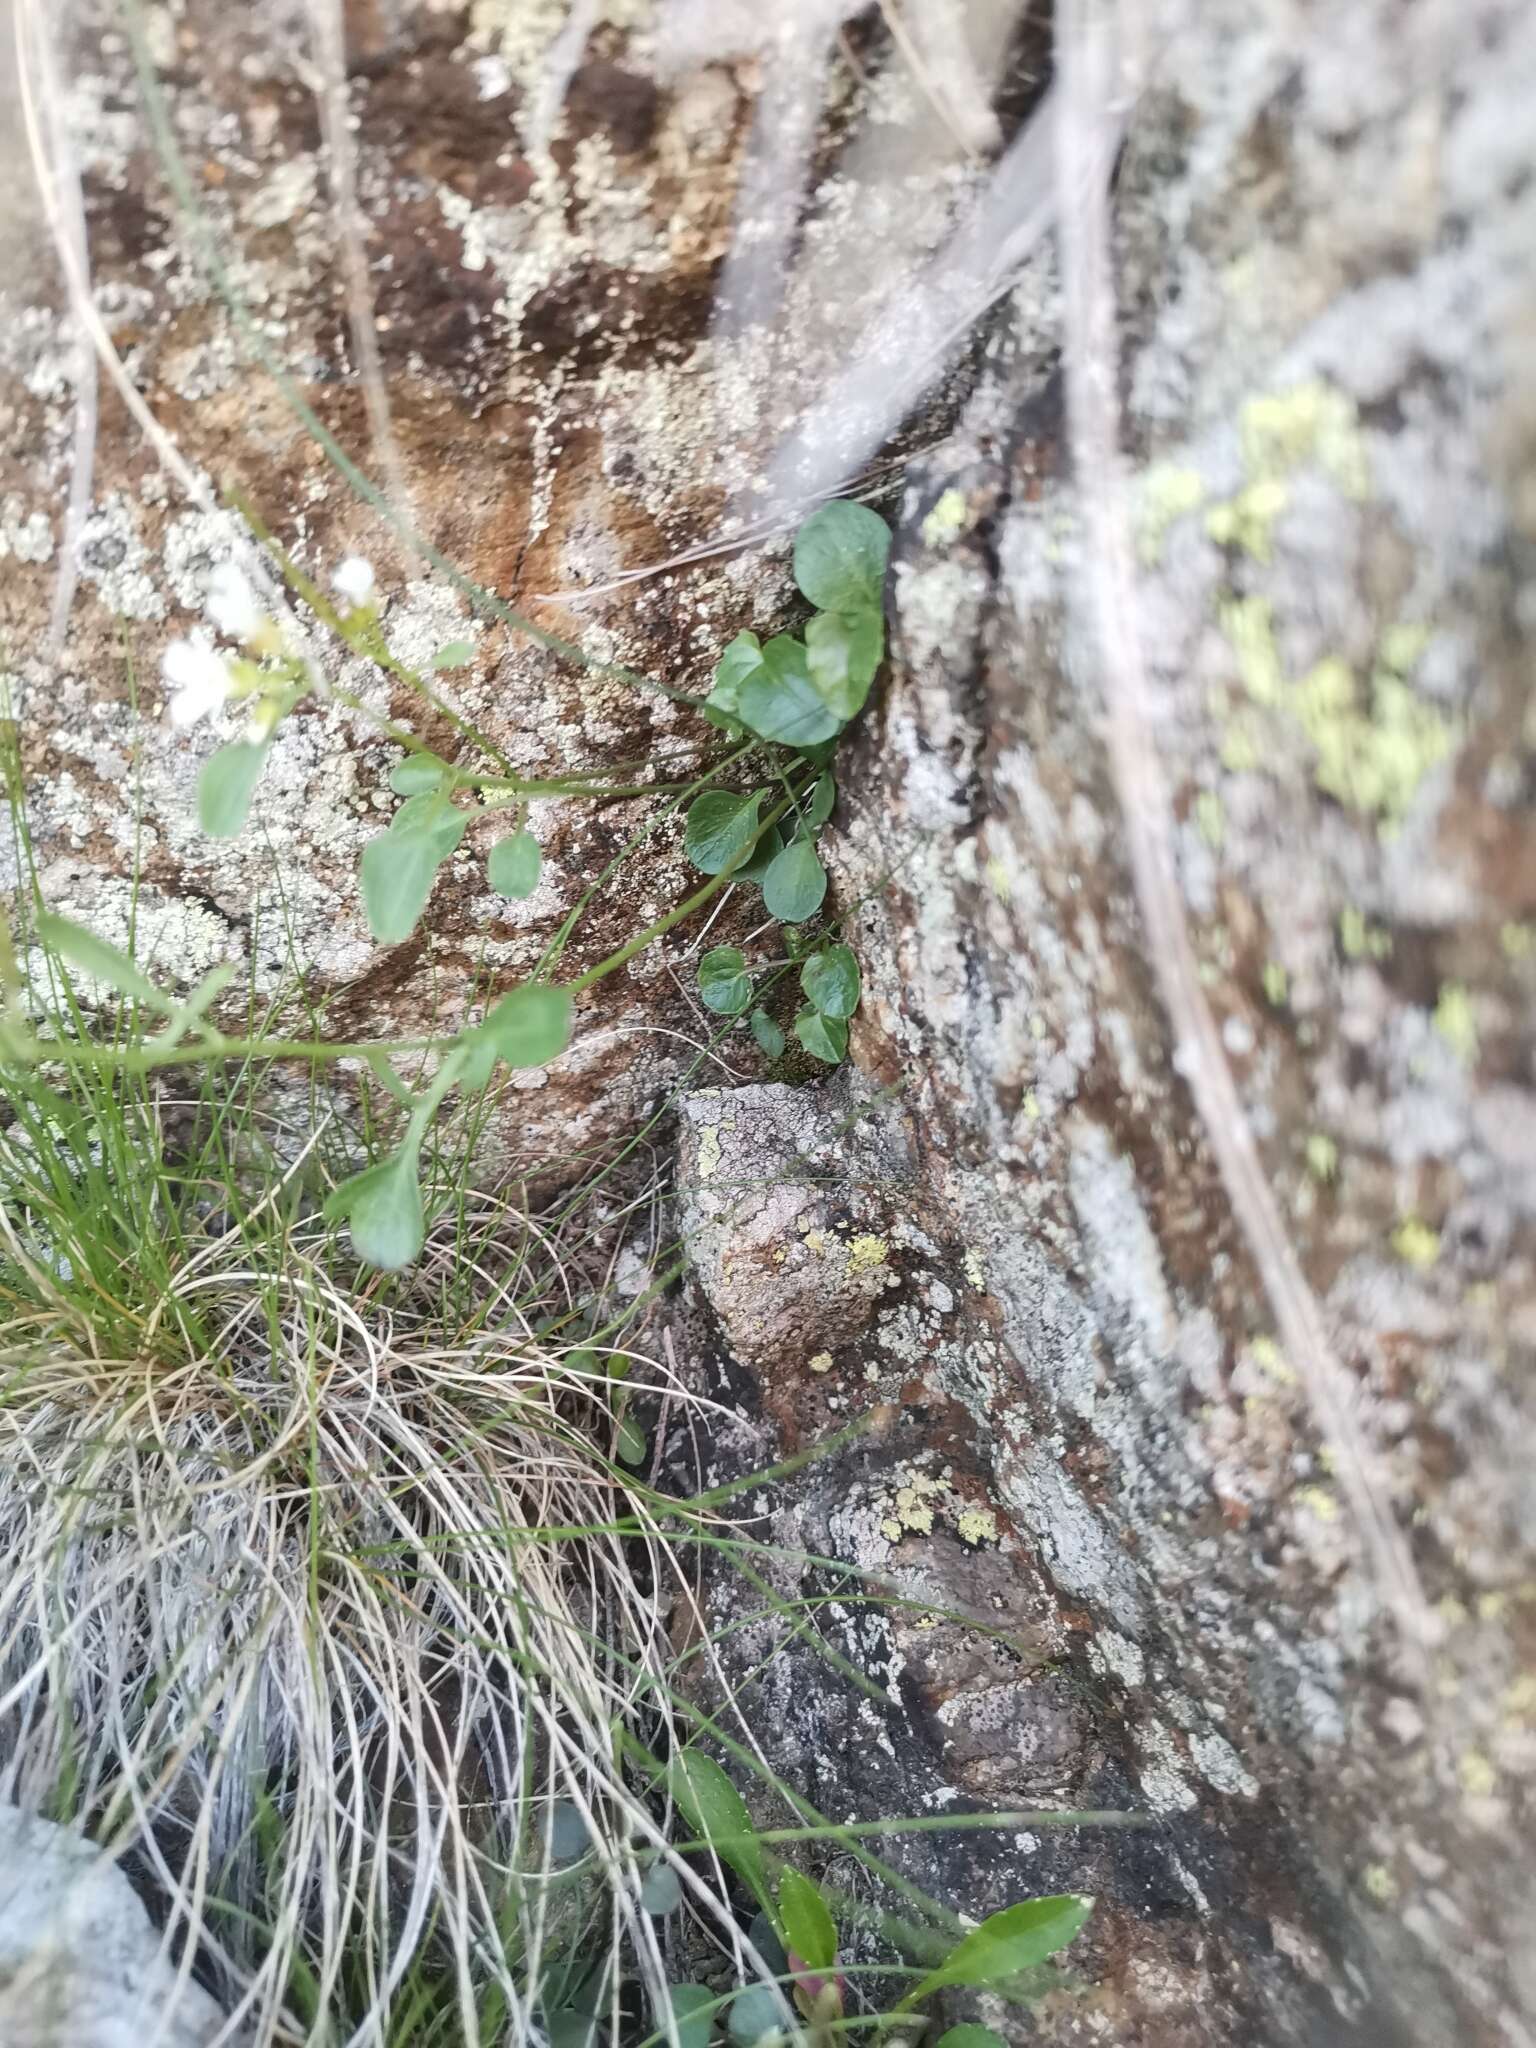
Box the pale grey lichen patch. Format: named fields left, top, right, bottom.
left=1190, top=1728, right=1261, bottom=1799
left=73, top=495, right=165, bottom=621
left=22, top=875, right=237, bottom=1006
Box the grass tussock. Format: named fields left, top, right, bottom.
left=0, top=1032, right=742, bottom=2046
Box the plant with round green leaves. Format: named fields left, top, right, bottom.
left=682, top=500, right=890, bottom=1066
left=27, top=502, right=888, bottom=1283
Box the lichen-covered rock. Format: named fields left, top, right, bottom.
left=669, top=2, right=1536, bottom=2042
left=2, top=0, right=1533, bottom=2041
left=0, top=1806, right=237, bottom=2047
left=0, top=0, right=997, bottom=1171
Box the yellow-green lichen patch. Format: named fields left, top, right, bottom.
left=963, top=1247, right=987, bottom=1290
left=1262, top=961, right=1288, bottom=1006
left=1433, top=983, right=1479, bottom=1067
left=1362, top=1863, right=1399, bottom=1905
left=1220, top=595, right=1284, bottom=705
left=1501, top=921, right=1534, bottom=961
left=878, top=1468, right=948, bottom=1542
left=1219, top=715, right=1264, bottom=773
left=1457, top=1749, right=1498, bottom=1800
left=1138, top=463, right=1206, bottom=563
left=808, top=1350, right=834, bottom=1374
left=1304, top=1132, right=1338, bottom=1182
left=845, top=1234, right=889, bottom=1278
left=696, top=1125, right=723, bottom=1179
left=1340, top=906, right=1393, bottom=960
left=1239, top=380, right=1371, bottom=499
left=1194, top=790, right=1226, bottom=849
left=1392, top=1216, right=1440, bottom=1269
left=1221, top=603, right=1455, bottom=827
left=1250, top=1335, right=1296, bottom=1387
left=1206, top=476, right=1290, bottom=562
left=1295, top=659, right=1455, bottom=823
left=921, top=487, right=969, bottom=547
left=955, top=1505, right=1000, bottom=1547
left=1296, top=1485, right=1340, bottom=1523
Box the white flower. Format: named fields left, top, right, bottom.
left=332, top=555, right=376, bottom=608
left=204, top=560, right=262, bottom=641
left=163, top=638, right=230, bottom=728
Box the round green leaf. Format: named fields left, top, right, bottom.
left=748, top=1913, right=788, bottom=1978
left=736, top=823, right=784, bottom=885
left=615, top=1415, right=646, bottom=1465
left=327, top=1153, right=425, bottom=1271
left=727, top=1985, right=785, bottom=2048
left=664, top=1985, right=715, bottom=2048
left=685, top=790, right=765, bottom=875
left=391, top=794, right=466, bottom=856
left=198, top=739, right=270, bottom=839
left=707, top=630, right=766, bottom=722
left=431, top=641, right=475, bottom=670
left=640, top=1864, right=682, bottom=1915
left=763, top=837, right=827, bottom=923
left=793, top=501, right=891, bottom=613
left=806, top=772, right=837, bottom=830
left=749, top=1009, right=785, bottom=1058
left=488, top=830, right=542, bottom=899
left=361, top=828, right=442, bottom=944
left=698, top=946, right=753, bottom=1016
left=805, top=608, right=882, bottom=719
left=778, top=1867, right=836, bottom=1973
left=935, top=2030, right=1010, bottom=2048
left=388, top=753, right=447, bottom=795
left=800, top=945, right=860, bottom=1019
left=545, top=2013, right=596, bottom=2048
left=481, top=984, right=573, bottom=1068
left=738, top=637, right=842, bottom=748
left=548, top=1799, right=588, bottom=1865
left=794, top=1008, right=847, bottom=1064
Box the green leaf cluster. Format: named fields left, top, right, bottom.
left=702, top=502, right=889, bottom=746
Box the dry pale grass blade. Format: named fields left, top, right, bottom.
left=526, top=0, right=604, bottom=159
left=0, top=1202, right=758, bottom=2046
left=301, top=0, right=422, bottom=569
left=753, top=78, right=1058, bottom=518
left=13, top=0, right=320, bottom=667
left=710, top=5, right=845, bottom=341
left=1051, top=0, right=1437, bottom=1679
left=12, top=0, right=99, bottom=655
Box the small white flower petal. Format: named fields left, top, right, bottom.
left=162, top=638, right=230, bottom=728
left=204, top=560, right=262, bottom=641
left=332, top=555, right=376, bottom=607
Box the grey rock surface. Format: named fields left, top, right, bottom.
left=0, top=1806, right=233, bottom=2047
